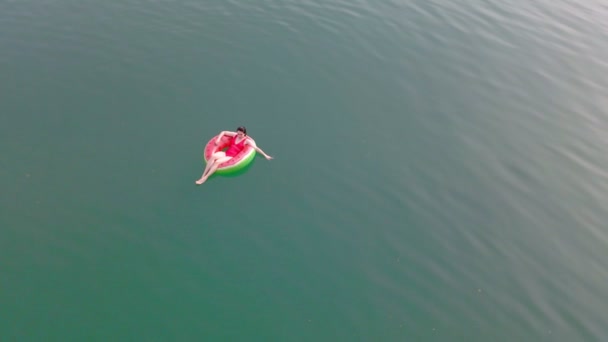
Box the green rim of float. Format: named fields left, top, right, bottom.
left=203, top=134, right=256, bottom=175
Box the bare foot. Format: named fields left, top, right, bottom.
left=195, top=177, right=207, bottom=185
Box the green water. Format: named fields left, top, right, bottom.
left=2, top=0, right=608, bottom=340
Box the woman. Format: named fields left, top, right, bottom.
left=196, top=126, right=273, bottom=185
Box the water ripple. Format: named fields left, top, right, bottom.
left=4, top=0, right=608, bottom=339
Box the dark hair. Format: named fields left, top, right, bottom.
left=236, top=126, right=247, bottom=135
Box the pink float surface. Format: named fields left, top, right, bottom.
left=204, top=134, right=255, bottom=170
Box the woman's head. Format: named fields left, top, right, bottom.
left=236, top=126, right=247, bottom=136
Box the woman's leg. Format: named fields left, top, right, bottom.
left=197, top=152, right=225, bottom=183
left=196, top=156, right=232, bottom=184
left=196, top=155, right=232, bottom=184
left=201, top=152, right=226, bottom=177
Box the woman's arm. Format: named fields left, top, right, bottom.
left=255, top=146, right=273, bottom=160
left=215, top=131, right=237, bottom=145
left=247, top=139, right=273, bottom=160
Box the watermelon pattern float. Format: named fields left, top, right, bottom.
left=203, top=134, right=256, bottom=174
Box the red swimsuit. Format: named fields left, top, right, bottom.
left=225, top=136, right=247, bottom=157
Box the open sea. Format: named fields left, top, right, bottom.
left=2, top=0, right=608, bottom=340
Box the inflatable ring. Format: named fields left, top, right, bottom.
left=203, top=134, right=256, bottom=174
